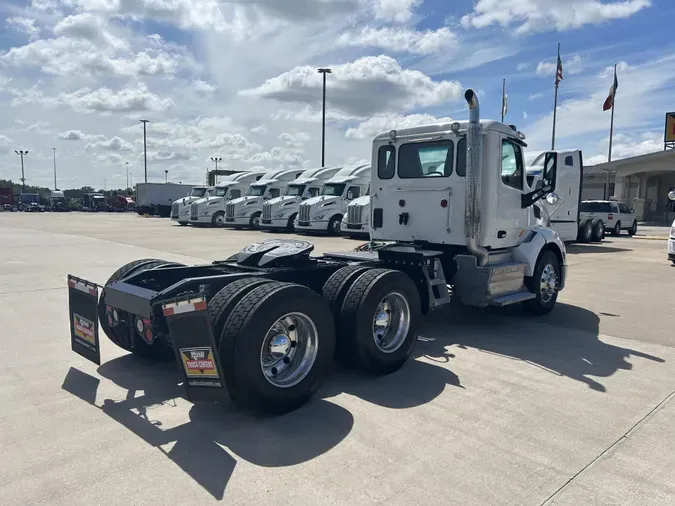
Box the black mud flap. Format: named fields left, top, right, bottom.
left=68, top=275, right=101, bottom=365
left=162, top=296, right=228, bottom=403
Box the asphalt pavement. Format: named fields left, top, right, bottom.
left=0, top=213, right=673, bottom=505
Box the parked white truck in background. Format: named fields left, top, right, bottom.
left=340, top=185, right=371, bottom=238
left=224, top=169, right=304, bottom=229
left=170, top=185, right=212, bottom=225
left=261, top=167, right=342, bottom=232
left=295, top=165, right=371, bottom=235
left=136, top=182, right=196, bottom=217
left=190, top=171, right=266, bottom=227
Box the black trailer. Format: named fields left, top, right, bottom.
left=67, top=238, right=459, bottom=414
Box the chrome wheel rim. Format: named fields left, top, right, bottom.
left=252, top=215, right=260, bottom=228
left=215, top=214, right=224, bottom=225
left=372, top=292, right=411, bottom=353
left=332, top=220, right=340, bottom=234
left=539, top=264, right=558, bottom=303
left=260, top=312, right=318, bottom=388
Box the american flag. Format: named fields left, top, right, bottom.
left=555, top=51, right=563, bottom=85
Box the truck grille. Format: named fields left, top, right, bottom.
left=298, top=204, right=310, bottom=223
left=226, top=202, right=235, bottom=219
left=347, top=206, right=363, bottom=224
left=190, top=202, right=199, bottom=219
left=171, top=203, right=179, bottom=218
left=262, top=203, right=272, bottom=221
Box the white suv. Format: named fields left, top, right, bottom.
left=579, top=200, right=638, bottom=236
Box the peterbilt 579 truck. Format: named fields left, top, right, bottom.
left=294, top=165, right=371, bottom=236
left=224, top=169, right=304, bottom=229
left=340, top=185, right=371, bottom=238
left=170, top=185, right=212, bottom=225
left=191, top=172, right=266, bottom=227
left=67, top=89, right=566, bottom=416
left=261, top=167, right=342, bottom=232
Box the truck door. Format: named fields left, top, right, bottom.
left=496, top=138, right=529, bottom=247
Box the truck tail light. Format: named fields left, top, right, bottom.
left=607, top=213, right=614, bottom=220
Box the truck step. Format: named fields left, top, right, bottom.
left=491, top=291, right=536, bottom=307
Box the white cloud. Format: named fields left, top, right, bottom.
left=86, top=136, right=134, bottom=152
left=251, top=125, right=267, bottom=134
left=337, top=26, right=457, bottom=54
left=536, top=54, right=584, bottom=77
left=6, top=17, right=40, bottom=39
left=373, top=0, right=422, bottom=23
left=528, top=92, right=545, bottom=101
left=241, top=55, right=463, bottom=117
left=461, top=0, right=651, bottom=34
left=345, top=113, right=454, bottom=139
left=56, top=129, right=100, bottom=141
left=280, top=131, right=312, bottom=148
left=585, top=131, right=663, bottom=165
left=516, top=62, right=529, bottom=71
left=271, top=106, right=354, bottom=123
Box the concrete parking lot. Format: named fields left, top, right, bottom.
left=1, top=212, right=673, bottom=505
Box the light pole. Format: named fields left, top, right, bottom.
left=125, top=162, right=129, bottom=189
left=318, top=68, right=332, bottom=167
left=165, top=169, right=168, bottom=183
left=14, top=150, right=28, bottom=194
left=52, top=147, right=57, bottom=190
left=139, top=119, right=149, bottom=183
left=211, top=156, right=222, bottom=184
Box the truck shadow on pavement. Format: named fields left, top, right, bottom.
left=418, top=302, right=664, bottom=393
left=566, top=242, right=633, bottom=254
left=62, top=360, right=354, bottom=501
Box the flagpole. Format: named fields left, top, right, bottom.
left=608, top=63, right=617, bottom=163
left=501, top=78, right=506, bottom=123
left=551, top=42, right=560, bottom=150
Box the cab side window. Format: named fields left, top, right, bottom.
left=307, top=187, right=320, bottom=198
left=456, top=137, right=466, bottom=177
left=346, top=186, right=360, bottom=200
left=268, top=188, right=280, bottom=199
left=501, top=140, right=523, bottom=190
left=229, top=189, right=241, bottom=199
left=378, top=145, right=395, bottom=180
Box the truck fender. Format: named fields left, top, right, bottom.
left=512, top=228, right=566, bottom=279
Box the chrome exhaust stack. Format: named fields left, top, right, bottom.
left=464, top=89, right=489, bottom=267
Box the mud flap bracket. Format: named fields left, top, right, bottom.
left=162, top=296, right=228, bottom=403
left=68, top=275, right=101, bottom=365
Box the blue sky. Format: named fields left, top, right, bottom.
left=0, top=0, right=671, bottom=189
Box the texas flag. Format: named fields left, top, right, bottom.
left=602, top=69, right=618, bottom=111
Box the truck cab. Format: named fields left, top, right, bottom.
left=261, top=167, right=342, bottom=232
left=370, top=89, right=566, bottom=310
left=50, top=190, right=69, bottom=212
left=341, top=185, right=371, bottom=238
left=192, top=171, right=267, bottom=227
left=170, top=185, right=212, bottom=225
left=20, top=193, right=45, bottom=212
left=295, top=165, right=371, bottom=235
left=224, top=169, right=304, bottom=229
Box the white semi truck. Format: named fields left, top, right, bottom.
left=261, top=167, right=342, bottom=232
left=68, top=88, right=566, bottom=417
left=190, top=171, right=266, bottom=227
left=170, top=185, right=213, bottom=226
left=224, top=169, right=304, bottom=229
left=528, top=150, right=606, bottom=243
left=295, top=165, right=371, bottom=235
left=340, top=186, right=371, bottom=238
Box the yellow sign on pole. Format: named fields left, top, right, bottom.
left=666, top=112, right=675, bottom=143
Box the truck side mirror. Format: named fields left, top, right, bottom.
left=522, top=152, right=557, bottom=208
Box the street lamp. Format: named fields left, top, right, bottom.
left=52, top=147, right=57, bottom=190
left=318, top=68, right=332, bottom=167
left=125, top=162, right=129, bottom=190
left=14, top=150, right=28, bottom=194
left=211, top=156, right=222, bottom=184
left=165, top=169, right=168, bottom=183
left=139, top=119, right=150, bottom=183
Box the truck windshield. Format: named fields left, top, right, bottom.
left=190, top=188, right=206, bottom=197
left=213, top=188, right=227, bottom=197
left=321, top=183, right=345, bottom=197
left=247, top=185, right=266, bottom=196
left=285, top=184, right=305, bottom=196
